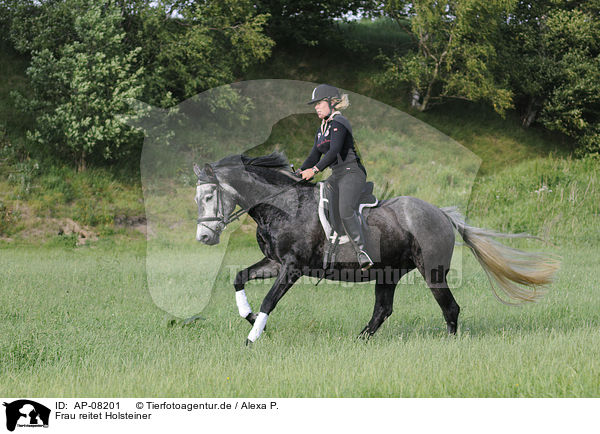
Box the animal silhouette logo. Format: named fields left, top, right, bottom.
left=3, top=400, right=50, bottom=431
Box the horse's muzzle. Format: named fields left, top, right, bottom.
left=197, top=233, right=220, bottom=245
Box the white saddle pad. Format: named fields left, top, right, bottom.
left=317, top=181, right=378, bottom=245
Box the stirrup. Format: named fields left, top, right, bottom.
left=358, top=250, right=374, bottom=271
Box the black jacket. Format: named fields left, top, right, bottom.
left=300, top=114, right=363, bottom=173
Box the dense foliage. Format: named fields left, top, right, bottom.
left=253, top=0, right=380, bottom=45
left=379, top=0, right=600, bottom=154
left=10, top=1, right=144, bottom=170
left=0, top=0, right=598, bottom=164
left=379, top=0, right=515, bottom=115
left=498, top=1, right=600, bottom=156
left=3, top=0, right=276, bottom=169
left=123, top=0, right=274, bottom=106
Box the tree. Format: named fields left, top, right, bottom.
left=9, top=0, right=276, bottom=169
left=11, top=0, right=144, bottom=170
left=498, top=1, right=600, bottom=155
left=8, top=0, right=81, bottom=55
left=124, top=0, right=275, bottom=105
left=380, top=0, right=515, bottom=114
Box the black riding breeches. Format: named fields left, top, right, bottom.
left=326, top=160, right=367, bottom=220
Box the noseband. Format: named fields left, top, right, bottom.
left=196, top=181, right=248, bottom=234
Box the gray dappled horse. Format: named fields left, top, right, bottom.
left=194, top=152, right=559, bottom=344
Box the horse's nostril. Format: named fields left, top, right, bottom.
left=199, top=234, right=209, bottom=242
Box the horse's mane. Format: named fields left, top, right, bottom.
left=241, top=151, right=298, bottom=186
left=240, top=151, right=290, bottom=168
left=209, top=151, right=299, bottom=186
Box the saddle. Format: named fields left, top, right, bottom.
left=317, top=180, right=380, bottom=272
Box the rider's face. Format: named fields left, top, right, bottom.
left=314, top=100, right=330, bottom=119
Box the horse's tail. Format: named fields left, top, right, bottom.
left=440, top=206, right=560, bottom=305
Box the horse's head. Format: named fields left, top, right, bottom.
left=193, top=163, right=238, bottom=245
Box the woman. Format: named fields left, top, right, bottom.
left=299, top=84, right=374, bottom=271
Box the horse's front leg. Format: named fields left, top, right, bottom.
left=234, top=257, right=281, bottom=325
left=246, top=262, right=302, bottom=345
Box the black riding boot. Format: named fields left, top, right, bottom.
left=341, top=211, right=374, bottom=271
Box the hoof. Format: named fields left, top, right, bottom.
left=447, top=322, right=458, bottom=335
left=245, top=339, right=253, bottom=347
left=357, top=327, right=372, bottom=340
left=245, top=313, right=266, bottom=331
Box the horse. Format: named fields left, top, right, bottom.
left=193, top=151, right=559, bottom=344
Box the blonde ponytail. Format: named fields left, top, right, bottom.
left=333, top=93, right=350, bottom=111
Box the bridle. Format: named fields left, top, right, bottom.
left=195, top=163, right=308, bottom=234
left=195, top=181, right=249, bottom=234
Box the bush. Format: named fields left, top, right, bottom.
left=10, top=0, right=144, bottom=170
left=6, top=159, right=40, bottom=199
left=0, top=200, right=20, bottom=236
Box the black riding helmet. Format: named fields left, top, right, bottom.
left=307, top=84, right=340, bottom=105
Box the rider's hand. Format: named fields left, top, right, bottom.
left=301, top=168, right=315, bottom=180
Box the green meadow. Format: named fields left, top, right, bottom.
left=1, top=237, right=599, bottom=397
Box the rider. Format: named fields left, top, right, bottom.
left=299, top=84, right=374, bottom=271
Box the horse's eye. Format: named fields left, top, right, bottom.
left=205, top=195, right=213, bottom=201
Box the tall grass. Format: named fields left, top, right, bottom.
left=468, top=154, right=599, bottom=246
left=0, top=165, right=144, bottom=241
left=333, top=17, right=414, bottom=59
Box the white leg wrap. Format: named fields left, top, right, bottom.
left=247, top=312, right=268, bottom=342
left=235, top=290, right=252, bottom=318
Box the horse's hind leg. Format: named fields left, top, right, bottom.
left=430, top=284, right=460, bottom=334
left=416, top=254, right=460, bottom=334
left=359, top=281, right=398, bottom=339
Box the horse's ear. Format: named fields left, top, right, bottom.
left=193, top=163, right=202, bottom=178
left=204, top=163, right=215, bottom=178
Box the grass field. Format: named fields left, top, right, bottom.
left=1, top=233, right=599, bottom=397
